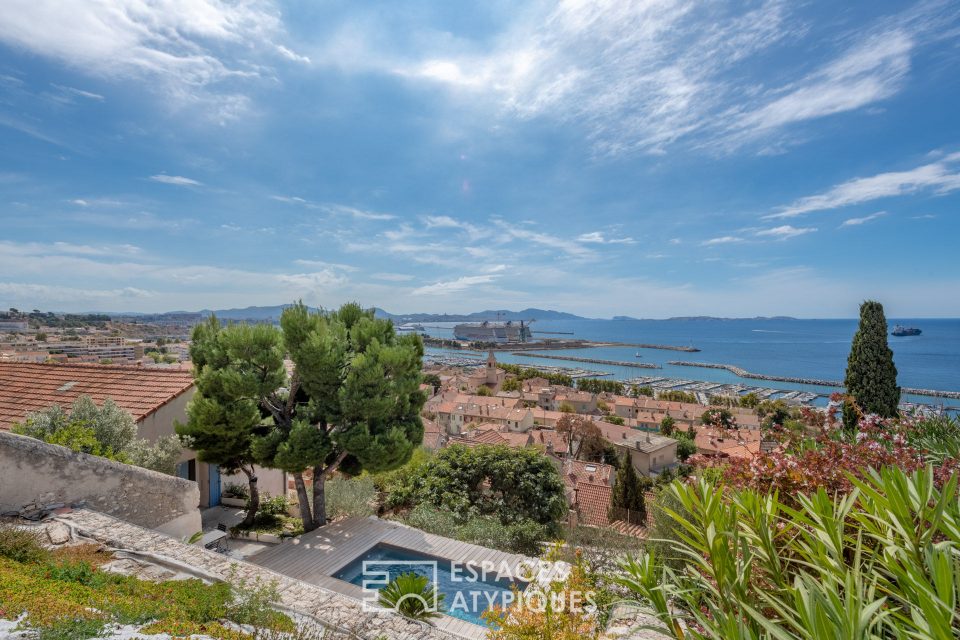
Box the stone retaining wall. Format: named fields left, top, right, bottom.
left=0, top=430, right=200, bottom=538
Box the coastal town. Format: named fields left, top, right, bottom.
left=3, top=300, right=959, bottom=640
left=3, top=1, right=960, bottom=639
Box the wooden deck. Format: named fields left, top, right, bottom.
left=247, top=517, right=550, bottom=639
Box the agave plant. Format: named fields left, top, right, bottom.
left=378, top=572, right=445, bottom=622
left=615, top=465, right=960, bottom=639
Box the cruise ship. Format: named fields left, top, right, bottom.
left=453, top=320, right=532, bottom=343
left=891, top=325, right=921, bottom=337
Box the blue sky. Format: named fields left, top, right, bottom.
left=1, top=0, right=959, bottom=318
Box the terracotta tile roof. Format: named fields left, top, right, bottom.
left=561, top=459, right=614, bottom=488
left=532, top=429, right=568, bottom=453
left=421, top=418, right=444, bottom=450
left=0, top=361, right=195, bottom=431
left=465, top=428, right=532, bottom=448
left=575, top=481, right=612, bottom=527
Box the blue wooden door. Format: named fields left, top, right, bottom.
left=209, top=464, right=221, bottom=506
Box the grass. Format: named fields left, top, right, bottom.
left=0, top=524, right=295, bottom=640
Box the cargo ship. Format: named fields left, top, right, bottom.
left=453, top=320, right=532, bottom=343
left=891, top=325, right=921, bottom=337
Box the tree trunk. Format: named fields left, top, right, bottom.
left=311, top=451, right=348, bottom=529
left=241, top=467, right=259, bottom=528
left=312, top=466, right=327, bottom=528
left=293, top=472, right=314, bottom=532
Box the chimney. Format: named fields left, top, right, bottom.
left=646, top=431, right=652, bottom=444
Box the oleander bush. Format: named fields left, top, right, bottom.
left=617, top=465, right=960, bottom=639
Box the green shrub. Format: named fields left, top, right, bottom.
left=325, top=475, right=376, bottom=520
left=375, top=447, right=432, bottom=510
left=0, top=523, right=48, bottom=564
left=257, top=495, right=290, bottom=518
left=402, top=505, right=550, bottom=556
left=33, top=617, right=106, bottom=640
left=45, top=560, right=104, bottom=587
left=223, top=482, right=250, bottom=499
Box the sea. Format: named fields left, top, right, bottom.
left=421, top=318, right=960, bottom=410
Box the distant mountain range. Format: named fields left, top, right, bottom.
left=111, top=305, right=798, bottom=323
left=374, top=308, right=586, bottom=322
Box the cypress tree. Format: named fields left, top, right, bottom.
left=845, top=300, right=900, bottom=418
left=609, top=450, right=647, bottom=525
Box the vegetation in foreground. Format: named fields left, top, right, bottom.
left=0, top=524, right=297, bottom=639
left=619, top=465, right=960, bottom=639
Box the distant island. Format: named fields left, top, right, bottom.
left=665, top=316, right=799, bottom=322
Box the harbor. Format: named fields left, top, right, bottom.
left=423, top=350, right=610, bottom=379
left=512, top=351, right=662, bottom=369
left=667, top=360, right=960, bottom=400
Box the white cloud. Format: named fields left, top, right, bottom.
left=497, top=222, right=595, bottom=259
left=577, top=231, right=636, bottom=245
left=0, top=0, right=307, bottom=119
left=701, top=236, right=744, bottom=246
left=386, top=0, right=794, bottom=155
left=0, top=282, right=154, bottom=301
left=755, top=225, right=817, bottom=239
left=50, top=83, right=104, bottom=101
left=716, top=30, right=912, bottom=150
left=150, top=174, right=202, bottom=187
left=840, top=211, right=887, bottom=227
left=276, top=270, right=347, bottom=289
left=335, top=1, right=955, bottom=156
left=768, top=153, right=960, bottom=219
left=371, top=272, right=415, bottom=282
left=293, top=259, right=358, bottom=272
left=411, top=274, right=499, bottom=296
left=422, top=215, right=490, bottom=241
left=423, top=215, right=460, bottom=228
left=271, top=195, right=311, bottom=205
left=324, top=203, right=395, bottom=220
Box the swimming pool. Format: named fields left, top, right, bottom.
left=333, top=543, right=527, bottom=626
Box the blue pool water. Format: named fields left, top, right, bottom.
left=333, top=543, right=526, bottom=626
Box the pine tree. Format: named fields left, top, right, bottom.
left=609, top=450, right=646, bottom=525
left=845, top=300, right=900, bottom=418
left=252, top=302, right=426, bottom=530
left=176, top=316, right=285, bottom=527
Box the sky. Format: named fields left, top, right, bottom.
left=1, top=0, right=960, bottom=319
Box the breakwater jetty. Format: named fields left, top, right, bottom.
left=623, top=343, right=700, bottom=352
left=514, top=352, right=662, bottom=369
left=668, top=361, right=960, bottom=400
left=425, top=336, right=699, bottom=352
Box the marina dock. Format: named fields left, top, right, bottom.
left=513, top=352, right=662, bottom=369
